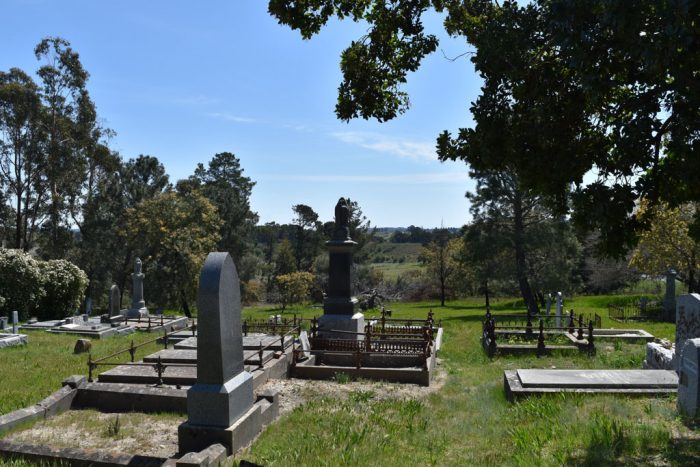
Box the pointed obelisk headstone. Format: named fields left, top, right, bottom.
left=127, top=257, right=149, bottom=318
left=12, top=310, right=18, bottom=334
left=109, top=284, right=121, bottom=317
left=178, top=252, right=256, bottom=454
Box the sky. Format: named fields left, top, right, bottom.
left=1, top=1, right=482, bottom=228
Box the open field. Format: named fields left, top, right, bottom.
left=369, top=261, right=422, bottom=281
left=1, top=296, right=697, bottom=466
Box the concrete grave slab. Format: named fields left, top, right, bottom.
left=0, top=333, right=28, bottom=349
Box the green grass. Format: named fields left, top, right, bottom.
left=367, top=242, right=423, bottom=263
left=237, top=297, right=696, bottom=466
left=2, top=297, right=697, bottom=466
left=0, top=330, right=165, bottom=416
left=369, top=261, right=422, bottom=280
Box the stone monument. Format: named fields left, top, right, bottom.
left=318, top=198, right=364, bottom=340
left=127, top=258, right=148, bottom=318
left=555, top=292, right=563, bottom=328
left=12, top=310, right=18, bottom=334
left=545, top=293, right=552, bottom=316
left=675, top=293, right=700, bottom=369
left=109, top=284, right=121, bottom=317
left=664, top=269, right=677, bottom=322
left=178, top=252, right=256, bottom=454
left=678, top=337, right=700, bottom=418
left=0, top=316, right=6, bottom=330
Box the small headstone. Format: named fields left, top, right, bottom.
left=299, top=330, right=311, bottom=359
left=85, top=297, right=93, bottom=316
left=675, top=294, right=700, bottom=368
left=555, top=292, right=563, bottom=328
left=678, top=338, right=700, bottom=417
left=0, top=316, right=6, bottom=330
left=664, top=270, right=677, bottom=320
left=12, top=310, right=18, bottom=334
left=109, top=284, right=121, bottom=316
left=545, top=294, right=552, bottom=316
left=82, top=314, right=89, bottom=323
left=74, top=339, right=92, bottom=354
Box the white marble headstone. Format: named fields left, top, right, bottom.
left=678, top=337, right=700, bottom=418
left=675, top=294, right=700, bottom=369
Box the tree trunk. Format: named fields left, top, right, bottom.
left=484, top=279, right=491, bottom=310
left=513, top=188, right=539, bottom=316
left=180, top=288, right=192, bottom=318
left=440, top=277, right=446, bottom=307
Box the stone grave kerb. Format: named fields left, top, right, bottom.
left=675, top=293, right=700, bottom=369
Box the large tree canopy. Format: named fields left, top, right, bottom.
left=268, top=0, right=700, bottom=255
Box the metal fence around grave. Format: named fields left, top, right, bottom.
left=608, top=302, right=664, bottom=322
left=486, top=311, right=601, bottom=330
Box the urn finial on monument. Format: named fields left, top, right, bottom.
left=319, top=197, right=364, bottom=340
left=127, top=257, right=148, bottom=318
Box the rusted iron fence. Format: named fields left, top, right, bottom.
left=608, top=302, right=664, bottom=322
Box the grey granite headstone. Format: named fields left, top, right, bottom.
left=678, top=338, right=700, bottom=417
left=0, top=316, right=6, bottom=330
left=127, top=257, right=149, bottom=318
left=318, top=198, right=364, bottom=339
left=555, top=292, right=563, bottom=328
left=545, top=293, right=552, bottom=316
left=186, top=252, right=253, bottom=427
left=85, top=297, right=93, bottom=316
left=675, top=294, right=700, bottom=369
left=12, top=310, right=18, bottom=334
left=109, top=284, right=121, bottom=317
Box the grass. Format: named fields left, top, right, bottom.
left=1, top=296, right=697, bottom=466
left=236, top=297, right=696, bottom=466
left=369, top=261, right=422, bottom=280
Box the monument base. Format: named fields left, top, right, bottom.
left=318, top=312, right=365, bottom=340
left=178, top=403, right=261, bottom=455
left=126, top=307, right=148, bottom=319
left=187, top=371, right=254, bottom=427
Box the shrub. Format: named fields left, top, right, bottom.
left=36, top=259, right=88, bottom=320
left=0, top=248, right=43, bottom=320
left=275, top=271, right=314, bottom=309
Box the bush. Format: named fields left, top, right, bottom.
left=275, top=271, right=315, bottom=309
left=36, top=259, right=88, bottom=320
left=0, top=249, right=43, bottom=320
left=0, top=249, right=88, bottom=321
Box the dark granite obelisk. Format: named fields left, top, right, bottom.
left=318, top=198, right=364, bottom=340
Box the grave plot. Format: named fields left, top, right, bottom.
left=0, top=333, right=28, bottom=349
left=504, top=368, right=678, bottom=401
left=482, top=311, right=595, bottom=358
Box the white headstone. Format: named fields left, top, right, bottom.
left=546, top=293, right=552, bottom=316
left=299, top=330, right=311, bottom=359
left=675, top=294, right=700, bottom=369
left=12, top=310, right=18, bottom=334
left=555, top=292, right=563, bottom=328
left=678, top=338, right=700, bottom=417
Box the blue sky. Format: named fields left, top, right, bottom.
left=2, top=1, right=481, bottom=227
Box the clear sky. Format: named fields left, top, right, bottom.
left=2, top=1, right=481, bottom=227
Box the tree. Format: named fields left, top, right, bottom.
left=268, top=1, right=700, bottom=255
left=0, top=68, right=48, bottom=251
left=190, top=152, right=258, bottom=259
left=123, top=190, right=221, bottom=314
left=630, top=200, right=700, bottom=293
left=291, top=204, right=320, bottom=270
left=275, top=271, right=315, bottom=309
left=274, top=238, right=297, bottom=277
left=420, top=229, right=460, bottom=306
left=461, top=218, right=510, bottom=308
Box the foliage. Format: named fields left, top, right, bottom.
left=123, top=190, right=222, bottom=312
left=35, top=259, right=88, bottom=320
left=189, top=152, right=258, bottom=260
left=630, top=200, right=700, bottom=292
left=420, top=231, right=461, bottom=306
left=274, top=239, right=297, bottom=277
left=275, top=271, right=314, bottom=309
left=292, top=203, right=320, bottom=270
left=269, top=0, right=700, bottom=256
left=0, top=248, right=43, bottom=319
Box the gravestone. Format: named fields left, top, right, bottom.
left=0, top=316, right=6, bottom=330
left=675, top=294, right=700, bottom=369
left=545, top=293, right=552, bottom=316
left=127, top=258, right=149, bottom=318
left=179, top=252, right=256, bottom=454
left=664, top=269, right=677, bottom=321
left=555, top=292, right=563, bottom=328
left=299, top=330, right=311, bottom=359
left=109, top=284, right=121, bottom=316
left=85, top=297, right=93, bottom=316
left=12, top=310, right=18, bottom=334
left=74, top=339, right=92, bottom=354
left=678, top=338, right=700, bottom=418
left=318, top=198, right=364, bottom=340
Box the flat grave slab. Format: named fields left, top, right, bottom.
left=504, top=368, right=678, bottom=401
left=97, top=364, right=197, bottom=386
left=19, top=320, right=64, bottom=330
left=517, top=369, right=678, bottom=389
left=47, top=324, right=135, bottom=339
left=0, top=333, right=28, bottom=348
left=124, top=316, right=188, bottom=332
